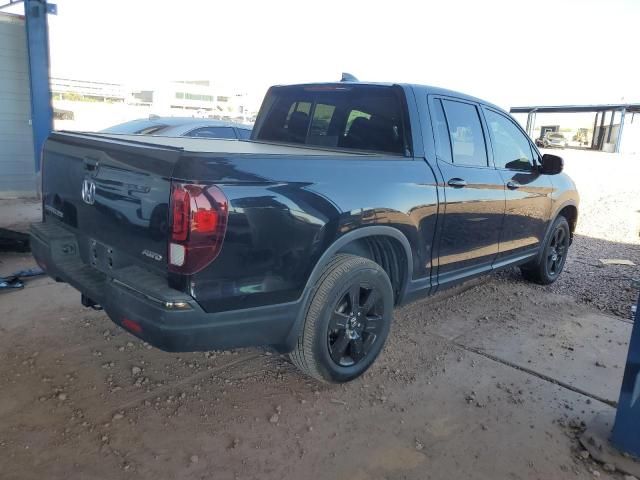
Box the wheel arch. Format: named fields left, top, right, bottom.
left=529, top=200, right=577, bottom=267
left=306, top=226, right=414, bottom=305
left=552, top=200, right=578, bottom=242
left=282, top=226, right=414, bottom=353
left=556, top=203, right=578, bottom=240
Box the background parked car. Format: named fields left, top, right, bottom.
left=101, top=117, right=252, bottom=139
left=537, top=132, right=568, bottom=148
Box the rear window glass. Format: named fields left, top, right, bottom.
left=255, top=85, right=410, bottom=155
left=345, top=110, right=371, bottom=134
left=309, top=103, right=336, bottom=137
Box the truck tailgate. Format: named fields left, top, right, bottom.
left=41, top=132, right=182, bottom=274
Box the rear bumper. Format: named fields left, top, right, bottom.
left=30, top=222, right=300, bottom=352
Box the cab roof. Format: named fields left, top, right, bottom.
left=270, top=82, right=506, bottom=115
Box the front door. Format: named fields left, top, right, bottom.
left=482, top=108, right=553, bottom=264
left=430, top=97, right=506, bottom=287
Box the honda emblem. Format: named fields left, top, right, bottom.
left=81, top=178, right=96, bottom=205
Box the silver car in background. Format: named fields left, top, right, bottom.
left=101, top=117, right=252, bottom=139
left=540, top=132, right=568, bottom=148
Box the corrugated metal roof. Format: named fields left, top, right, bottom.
left=510, top=104, right=640, bottom=114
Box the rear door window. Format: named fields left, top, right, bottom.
left=255, top=85, right=410, bottom=155
left=441, top=100, right=488, bottom=167
left=431, top=99, right=453, bottom=162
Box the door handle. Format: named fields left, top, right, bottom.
left=507, top=181, right=520, bottom=190
left=447, top=178, right=467, bottom=188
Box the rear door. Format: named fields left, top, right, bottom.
left=430, top=97, right=505, bottom=287
left=42, top=133, right=181, bottom=274
left=481, top=108, right=553, bottom=264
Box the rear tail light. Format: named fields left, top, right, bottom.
left=168, top=183, right=229, bottom=274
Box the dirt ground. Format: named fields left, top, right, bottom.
left=499, top=149, right=640, bottom=319
left=0, top=149, right=639, bottom=480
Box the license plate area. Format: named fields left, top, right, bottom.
left=88, top=238, right=124, bottom=273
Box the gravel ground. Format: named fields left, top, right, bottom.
left=0, top=251, right=625, bottom=480
left=499, top=149, right=640, bottom=319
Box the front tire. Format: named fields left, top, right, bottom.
left=521, top=216, right=571, bottom=285
left=290, top=254, right=393, bottom=383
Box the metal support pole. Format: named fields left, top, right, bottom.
left=597, top=110, right=606, bottom=150
left=24, top=0, right=53, bottom=173
left=591, top=112, right=599, bottom=149
left=615, top=108, right=626, bottom=154
left=611, top=285, right=640, bottom=457
left=530, top=112, right=536, bottom=137
left=527, top=109, right=538, bottom=138
left=607, top=110, right=615, bottom=143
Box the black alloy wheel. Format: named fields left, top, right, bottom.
left=327, top=283, right=384, bottom=367
left=290, top=254, right=394, bottom=383
left=546, top=225, right=568, bottom=278
left=521, top=215, right=571, bottom=285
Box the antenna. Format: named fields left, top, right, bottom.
left=340, top=72, right=359, bottom=82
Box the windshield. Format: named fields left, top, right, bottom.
left=253, top=85, right=410, bottom=155
left=548, top=133, right=565, bottom=139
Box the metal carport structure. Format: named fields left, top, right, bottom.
left=510, top=103, right=640, bottom=153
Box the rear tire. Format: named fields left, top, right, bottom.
left=521, top=216, right=571, bottom=285
left=290, top=254, right=393, bottom=383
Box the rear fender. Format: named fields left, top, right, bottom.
left=280, top=226, right=413, bottom=352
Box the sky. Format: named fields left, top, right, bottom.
left=8, top=0, right=640, bottom=110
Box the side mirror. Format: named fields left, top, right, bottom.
left=540, top=153, right=563, bottom=175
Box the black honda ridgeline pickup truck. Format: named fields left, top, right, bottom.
left=31, top=81, right=579, bottom=383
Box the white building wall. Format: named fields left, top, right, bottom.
left=0, top=13, right=36, bottom=197
left=620, top=114, right=640, bottom=155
